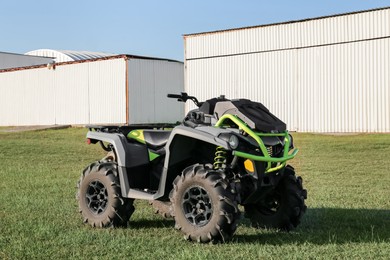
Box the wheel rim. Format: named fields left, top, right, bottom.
left=85, top=180, right=108, bottom=214
left=182, top=186, right=213, bottom=227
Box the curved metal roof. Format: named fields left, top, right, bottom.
left=25, top=49, right=117, bottom=62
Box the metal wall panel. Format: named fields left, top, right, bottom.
left=0, top=58, right=127, bottom=126
left=185, top=8, right=390, bottom=132
left=0, top=57, right=184, bottom=126
left=0, top=68, right=56, bottom=125
left=128, top=59, right=184, bottom=123
left=185, top=50, right=297, bottom=130
left=54, top=63, right=89, bottom=124
left=88, top=59, right=126, bottom=124
left=296, top=38, right=390, bottom=132
left=185, top=8, right=390, bottom=59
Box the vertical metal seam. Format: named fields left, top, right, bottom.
left=125, top=57, right=129, bottom=125
left=87, top=62, right=91, bottom=124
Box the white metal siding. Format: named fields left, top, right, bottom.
left=88, top=59, right=126, bottom=124
left=185, top=50, right=297, bottom=130
left=0, top=68, right=56, bottom=125
left=185, top=8, right=390, bottom=132
left=128, top=59, right=156, bottom=123
left=185, top=8, right=390, bottom=59
left=296, top=38, right=390, bottom=132
left=0, top=58, right=127, bottom=126
left=128, top=59, right=184, bottom=124
left=54, top=63, right=89, bottom=124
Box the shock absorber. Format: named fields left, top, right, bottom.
left=213, top=146, right=227, bottom=170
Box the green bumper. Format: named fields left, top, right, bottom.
left=215, top=114, right=299, bottom=173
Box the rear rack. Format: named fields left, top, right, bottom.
left=87, top=124, right=178, bottom=135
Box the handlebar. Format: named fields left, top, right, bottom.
left=167, top=92, right=202, bottom=107
left=167, top=94, right=182, bottom=99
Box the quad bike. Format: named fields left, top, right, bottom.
left=77, top=93, right=307, bottom=243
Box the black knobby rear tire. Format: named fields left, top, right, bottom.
left=244, top=165, right=307, bottom=231
left=77, top=161, right=135, bottom=228
left=170, top=164, right=240, bottom=243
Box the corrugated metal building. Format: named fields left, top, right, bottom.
left=0, top=54, right=184, bottom=126
left=0, top=51, right=53, bottom=70
left=25, top=49, right=117, bottom=62
left=184, top=7, right=390, bottom=132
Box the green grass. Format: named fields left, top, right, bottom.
left=0, top=129, right=389, bottom=259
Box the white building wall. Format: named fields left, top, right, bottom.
left=128, top=59, right=184, bottom=124
left=0, top=56, right=184, bottom=126
left=185, top=8, right=390, bottom=132
left=296, top=38, right=390, bottom=132
left=185, top=8, right=390, bottom=59
left=0, top=68, right=56, bottom=125
left=88, top=59, right=126, bottom=124
left=185, top=50, right=297, bottom=130
left=54, top=63, right=90, bottom=124
left=0, top=58, right=127, bottom=126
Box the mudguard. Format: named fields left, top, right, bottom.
left=87, top=131, right=129, bottom=167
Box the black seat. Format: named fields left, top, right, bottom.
left=143, top=130, right=171, bottom=150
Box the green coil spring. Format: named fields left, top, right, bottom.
left=213, top=146, right=227, bottom=169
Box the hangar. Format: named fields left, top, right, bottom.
left=184, top=7, right=390, bottom=132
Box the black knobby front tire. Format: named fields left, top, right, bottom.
left=170, top=164, right=240, bottom=243
left=244, top=165, right=307, bottom=231
left=77, top=161, right=135, bottom=228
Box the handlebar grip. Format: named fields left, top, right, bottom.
left=167, top=94, right=182, bottom=99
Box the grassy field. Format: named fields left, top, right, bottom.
left=0, top=128, right=389, bottom=259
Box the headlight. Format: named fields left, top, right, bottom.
left=228, top=135, right=239, bottom=149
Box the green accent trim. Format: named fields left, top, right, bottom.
left=233, top=149, right=298, bottom=173
left=148, top=150, right=160, bottom=161
left=127, top=130, right=146, bottom=144
left=215, top=114, right=298, bottom=173
left=233, top=149, right=299, bottom=163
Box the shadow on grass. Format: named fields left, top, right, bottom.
left=129, top=219, right=175, bottom=229
left=233, top=207, right=390, bottom=245
left=122, top=208, right=389, bottom=245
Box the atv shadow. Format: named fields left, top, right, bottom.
left=129, top=219, right=175, bottom=229
left=233, top=208, right=390, bottom=245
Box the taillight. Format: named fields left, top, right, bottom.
left=87, top=138, right=98, bottom=144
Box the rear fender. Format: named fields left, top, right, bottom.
left=86, top=131, right=132, bottom=198
left=87, top=131, right=152, bottom=200
left=87, top=131, right=128, bottom=167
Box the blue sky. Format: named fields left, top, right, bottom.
left=1, top=1, right=389, bottom=61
